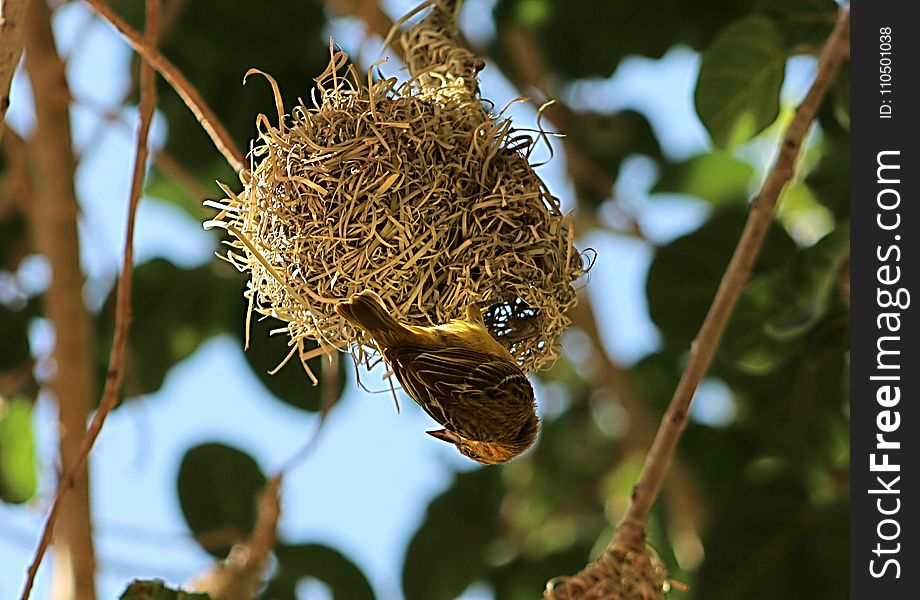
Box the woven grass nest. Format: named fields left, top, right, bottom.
left=206, top=5, right=584, bottom=375
left=544, top=543, right=670, bottom=600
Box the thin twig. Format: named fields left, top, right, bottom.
left=614, top=8, right=850, bottom=549
left=83, top=0, right=245, bottom=174
left=20, top=2, right=161, bottom=598
left=187, top=353, right=339, bottom=597
left=23, top=0, right=99, bottom=597
left=544, top=7, right=850, bottom=598
left=71, top=89, right=216, bottom=204
left=189, top=365, right=339, bottom=595
left=188, top=475, right=283, bottom=599
left=188, top=355, right=339, bottom=596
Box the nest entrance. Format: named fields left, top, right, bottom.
left=206, top=12, right=584, bottom=374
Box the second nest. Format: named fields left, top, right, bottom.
left=209, top=51, right=584, bottom=374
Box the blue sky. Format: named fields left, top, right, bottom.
left=0, top=1, right=818, bottom=598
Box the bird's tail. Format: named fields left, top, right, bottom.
left=336, top=291, right=412, bottom=348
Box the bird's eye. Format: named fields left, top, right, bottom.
left=461, top=447, right=480, bottom=459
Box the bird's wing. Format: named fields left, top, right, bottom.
left=384, top=345, right=535, bottom=443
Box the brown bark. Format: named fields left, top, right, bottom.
left=544, top=8, right=851, bottom=598
left=0, top=0, right=30, bottom=143
left=614, top=8, right=851, bottom=549
left=23, top=1, right=96, bottom=598
left=20, top=2, right=163, bottom=597
left=189, top=476, right=283, bottom=600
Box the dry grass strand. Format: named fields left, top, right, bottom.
left=544, top=543, right=669, bottom=600
left=207, top=3, right=583, bottom=374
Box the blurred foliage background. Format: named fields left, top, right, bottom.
left=0, top=0, right=849, bottom=598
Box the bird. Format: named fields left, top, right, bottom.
left=335, top=291, right=539, bottom=464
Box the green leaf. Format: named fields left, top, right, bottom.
left=115, top=1, right=330, bottom=218
left=719, top=223, right=849, bottom=374
left=99, top=257, right=342, bottom=412
left=145, top=166, right=215, bottom=222
left=720, top=273, right=804, bottom=374
left=646, top=208, right=797, bottom=350
left=262, top=544, right=375, bottom=600
left=97, top=254, right=344, bottom=414
left=96, top=259, right=241, bottom=399
left=756, top=0, right=839, bottom=50
left=719, top=224, right=850, bottom=375
left=237, top=311, right=344, bottom=414
left=493, top=0, right=758, bottom=80
left=120, top=580, right=210, bottom=600
left=681, top=424, right=758, bottom=497
left=805, top=134, right=850, bottom=219
left=0, top=395, right=37, bottom=503
left=515, top=0, right=552, bottom=25
left=632, top=352, right=683, bottom=413
left=571, top=110, right=663, bottom=173
left=652, top=152, right=754, bottom=206
left=722, top=317, right=848, bottom=459
left=521, top=401, right=617, bottom=509
left=776, top=181, right=834, bottom=245
left=695, top=16, right=786, bottom=148
left=403, top=468, right=504, bottom=600
left=695, top=473, right=848, bottom=599
left=177, top=442, right=267, bottom=558
left=763, top=223, right=849, bottom=339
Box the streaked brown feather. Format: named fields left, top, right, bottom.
left=337, top=291, right=539, bottom=462
left=384, top=345, right=536, bottom=443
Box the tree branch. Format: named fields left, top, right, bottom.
left=545, top=7, right=850, bottom=598
left=82, top=0, right=245, bottom=174
left=70, top=89, right=215, bottom=206
left=19, top=1, right=160, bottom=598
left=22, top=1, right=97, bottom=597
left=0, top=0, right=29, bottom=144
left=188, top=475, right=283, bottom=599
left=617, top=5, right=850, bottom=547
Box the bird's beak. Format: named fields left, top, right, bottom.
left=426, top=429, right=461, bottom=444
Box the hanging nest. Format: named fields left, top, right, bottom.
left=205, top=1, right=585, bottom=374
left=544, top=542, right=671, bottom=600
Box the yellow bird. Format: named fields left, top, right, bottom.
left=336, top=291, right=539, bottom=464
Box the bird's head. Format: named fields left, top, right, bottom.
left=427, top=424, right=537, bottom=465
